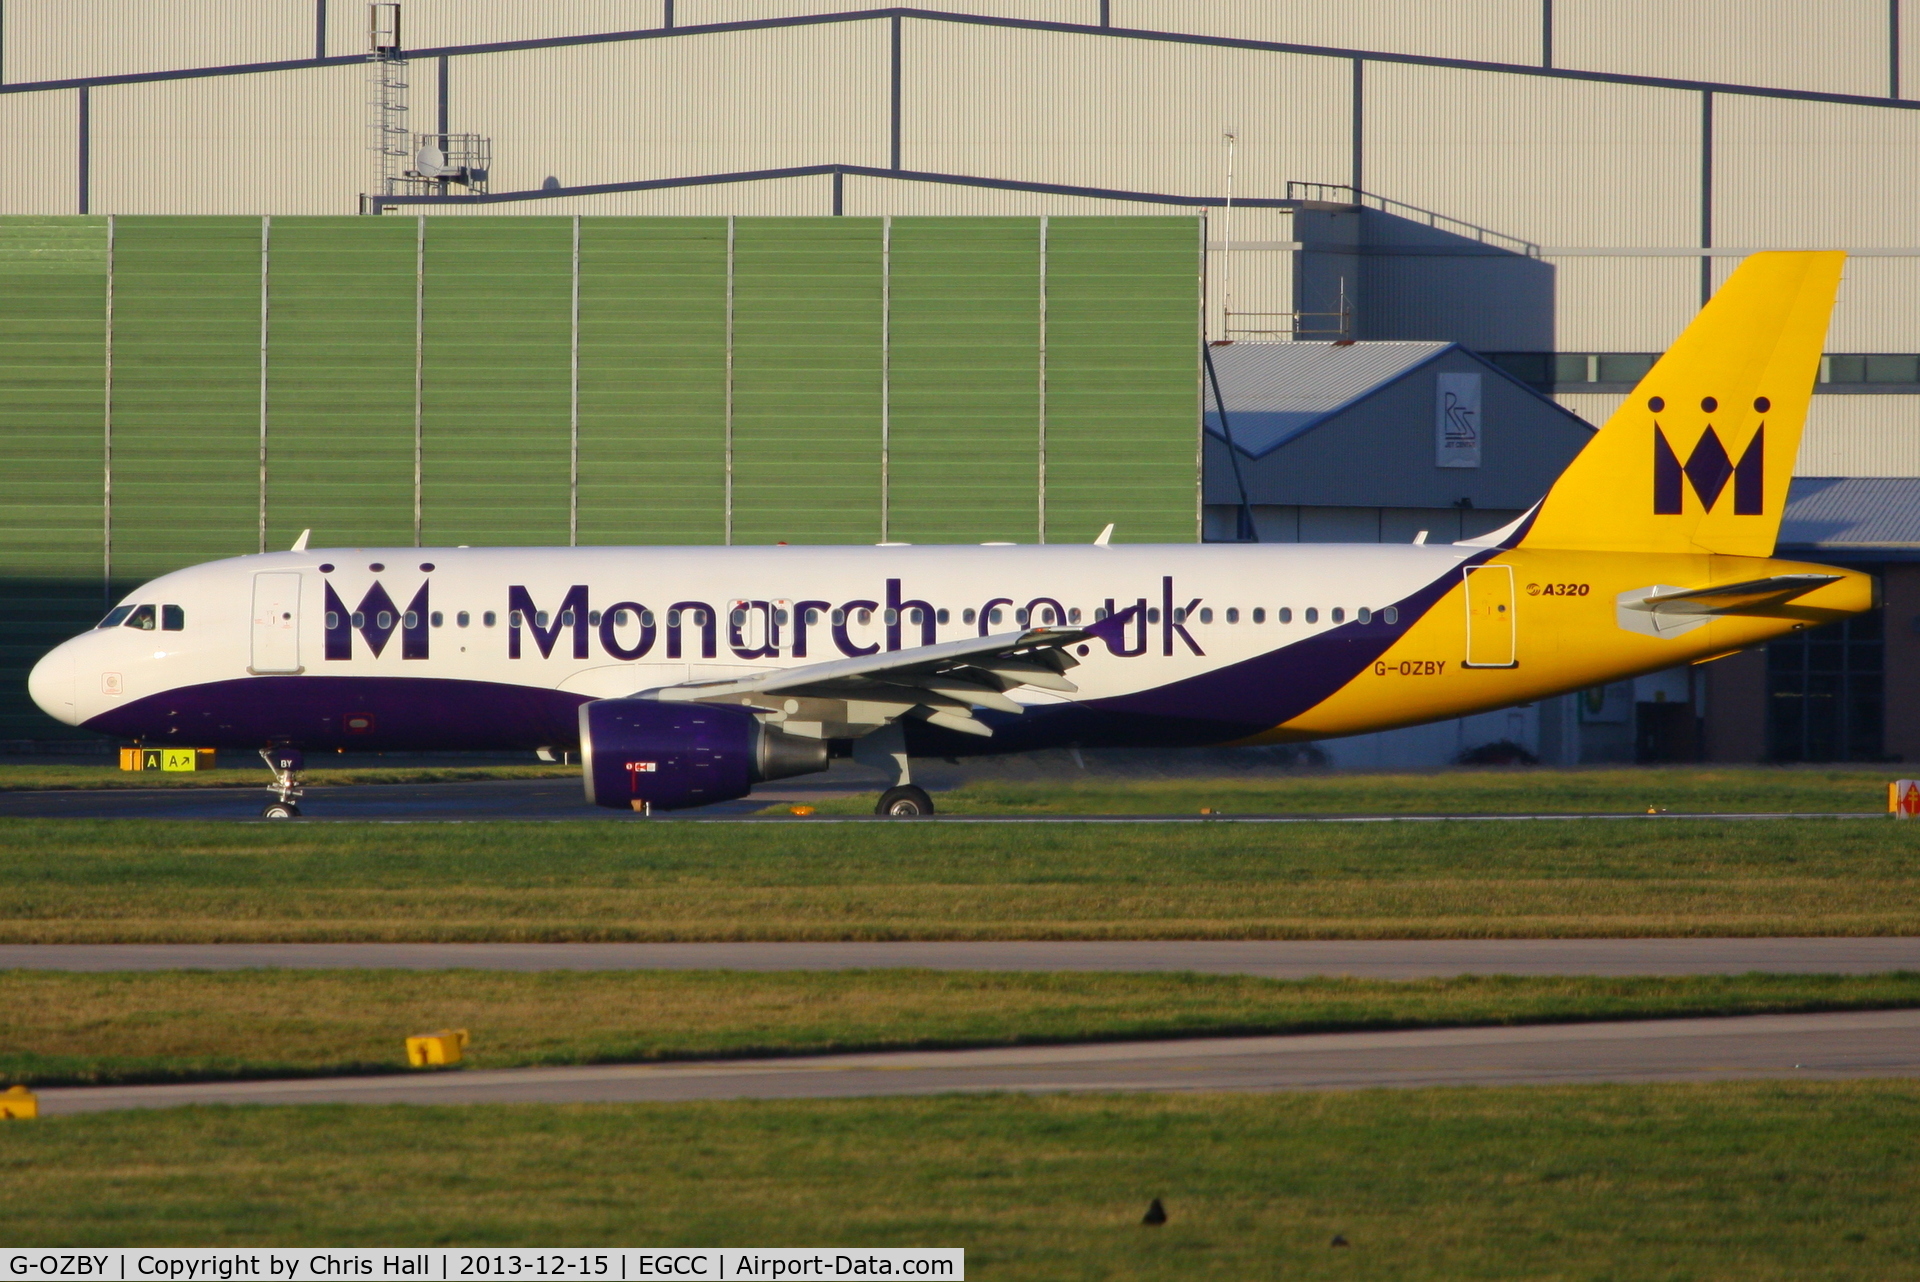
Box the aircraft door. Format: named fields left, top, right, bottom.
left=251, top=572, right=303, bottom=673
left=1462, top=564, right=1517, bottom=668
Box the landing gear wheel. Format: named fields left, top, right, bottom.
left=261, top=801, right=302, bottom=819
left=876, top=785, right=934, bottom=817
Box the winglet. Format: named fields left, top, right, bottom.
left=1085, top=602, right=1141, bottom=647
left=1093, top=523, right=1114, bottom=547
left=290, top=529, right=311, bottom=553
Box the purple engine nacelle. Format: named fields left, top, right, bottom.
left=579, top=698, right=830, bottom=811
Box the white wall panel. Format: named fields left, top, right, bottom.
left=453, top=23, right=888, bottom=194
left=680, top=1, right=1097, bottom=24
left=1556, top=0, right=1889, bottom=97
left=1714, top=96, right=1920, bottom=248
left=905, top=24, right=1349, bottom=199
left=1824, top=258, right=1920, bottom=352
left=414, top=175, right=834, bottom=214
left=841, top=174, right=1192, bottom=215
left=324, top=1, right=665, bottom=59
left=1548, top=256, right=1699, bottom=352
left=1554, top=392, right=1627, bottom=429
left=1112, top=0, right=1541, bottom=66
left=0, top=90, right=79, bottom=213
left=6, top=0, right=312, bottom=83
left=1797, top=396, right=1920, bottom=476
left=1365, top=63, right=1698, bottom=247
left=90, top=64, right=367, bottom=214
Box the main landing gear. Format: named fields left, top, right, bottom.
left=259, top=745, right=305, bottom=819
left=855, top=724, right=936, bottom=817
left=875, top=784, right=934, bottom=817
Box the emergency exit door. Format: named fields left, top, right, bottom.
left=251, top=572, right=302, bottom=673
left=1463, top=564, right=1517, bottom=668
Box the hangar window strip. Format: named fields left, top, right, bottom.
left=1485, top=354, right=1920, bottom=394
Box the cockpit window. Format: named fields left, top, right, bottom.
left=123, top=604, right=157, bottom=631
left=98, top=606, right=134, bottom=629
left=161, top=605, right=185, bottom=631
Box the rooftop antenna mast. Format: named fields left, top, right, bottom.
left=1220, top=128, right=1236, bottom=342
left=367, top=3, right=409, bottom=197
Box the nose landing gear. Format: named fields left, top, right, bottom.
left=259, top=745, right=305, bottom=819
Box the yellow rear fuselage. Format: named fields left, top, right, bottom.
left=1264, top=550, right=1873, bottom=741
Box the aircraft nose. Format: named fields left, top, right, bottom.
left=28, top=641, right=79, bottom=726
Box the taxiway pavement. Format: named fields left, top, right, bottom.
left=6, top=938, right=1918, bottom=978
left=33, top=1009, right=1920, bottom=1114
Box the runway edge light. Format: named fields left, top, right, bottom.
left=0, top=1085, right=37, bottom=1118
left=406, top=1029, right=470, bottom=1068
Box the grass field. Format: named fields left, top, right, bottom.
left=0, top=762, right=575, bottom=790
left=8, top=1084, right=1918, bottom=1275
left=5, top=816, right=1918, bottom=942
left=792, top=766, right=1898, bottom=816
left=8, top=970, right=1918, bottom=1087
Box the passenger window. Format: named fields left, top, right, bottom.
left=805, top=608, right=820, bottom=625
left=430, top=611, right=444, bottom=628
left=1199, top=608, right=1214, bottom=624
left=560, top=610, right=575, bottom=627
left=1225, top=608, right=1238, bottom=624
left=1331, top=608, right=1345, bottom=623
left=99, top=606, right=134, bottom=629
left=937, top=608, right=950, bottom=624
left=1252, top=608, right=1265, bottom=623
left=1278, top=608, right=1292, bottom=623
left=588, top=610, right=600, bottom=626
left=731, top=609, right=747, bottom=628
left=989, top=608, right=1004, bottom=625
left=1304, top=608, right=1318, bottom=624
left=640, top=610, right=654, bottom=628
left=377, top=611, right=394, bottom=630
left=123, top=604, right=156, bottom=630
left=884, top=609, right=899, bottom=626
left=483, top=611, right=497, bottom=627
left=1093, top=607, right=1108, bottom=621
left=831, top=610, right=844, bottom=626
left=964, top=608, right=977, bottom=624
left=906, top=608, right=921, bottom=625
left=1383, top=606, right=1399, bottom=625
left=1147, top=608, right=1160, bottom=624
left=536, top=611, right=550, bottom=628
left=457, top=612, right=471, bottom=628
left=1016, top=608, right=1030, bottom=626
left=774, top=609, right=789, bottom=626
left=403, top=612, right=418, bottom=630
left=856, top=609, right=872, bottom=625
left=1068, top=608, right=1080, bottom=624
left=326, top=611, right=341, bottom=630
left=1357, top=607, right=1372, bottom=624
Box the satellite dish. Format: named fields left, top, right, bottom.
left=413, top=144, right=452, bottom=176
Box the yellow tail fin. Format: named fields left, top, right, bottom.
left=1518, top=251, right=1844, bottom=556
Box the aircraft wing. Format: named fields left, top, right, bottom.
left=640, top=625, right=1099, bottom=739
left=1640, top=574, right=1843, bottom=616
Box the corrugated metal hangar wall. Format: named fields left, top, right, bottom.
left=0, top=212, right=1198, bottom=734
left=0, top=2, right=1914, bottom=461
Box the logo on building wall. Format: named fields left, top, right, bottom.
left=1435, top=373, right=1481, bottom=469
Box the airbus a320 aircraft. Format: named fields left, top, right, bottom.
left=28, top=252, right=1870, bottom=817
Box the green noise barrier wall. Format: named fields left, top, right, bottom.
left=0, top=214, right=1200, bottom=738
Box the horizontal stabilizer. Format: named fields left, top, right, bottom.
left=1640, top=573, right=1842, bottom=616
